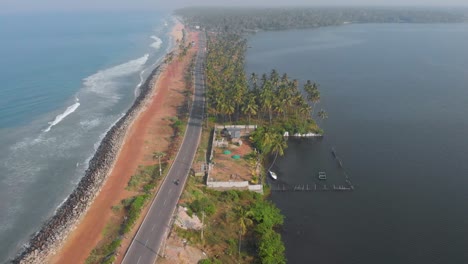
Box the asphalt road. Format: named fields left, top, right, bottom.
left=121, top=32, right=206, bottom=264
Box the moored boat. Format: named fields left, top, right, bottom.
left=318, top=171, right=327, bottom=180
left=269, top=170, right=278, bottom=180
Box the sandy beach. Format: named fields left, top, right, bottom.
left=44, top=21, right=199, bottom=264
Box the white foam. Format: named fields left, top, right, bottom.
left=44, top=98, right=80, bottom=132
left=54, top=196, right=69, bottom=213
left=150, top=36, right=163, bottom=50
left=83, top=54, right=149, bottom=100
left=79, top=118, right=101, bottom=130
left=134, top=68, right=147, bottom=98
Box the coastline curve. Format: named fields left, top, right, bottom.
left=11, top=60, right=166, bottom=264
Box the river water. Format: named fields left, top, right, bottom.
left=246, top=24, right=468, bottom=264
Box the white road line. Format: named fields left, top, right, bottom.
left=163, top=199, right=167, bottom=206
left=145, top=239, right=149, bottom=246
left=137, top=256, right=142, bottom=264
left=151, top=224, right=156, bottom=231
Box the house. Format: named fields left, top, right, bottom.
left=222, top=127, right=241, bottom=139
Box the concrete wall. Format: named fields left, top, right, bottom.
left=206, top=124, right=262, bottom=193
left=206, top=181, right=249, bottom=188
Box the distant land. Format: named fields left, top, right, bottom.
left=175, top=7, right=468, bottom=32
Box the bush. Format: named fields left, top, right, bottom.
left=122, top=194, right=149, bottom=234
left=143, top=183, right=156, bottom=193
left=199, top=259, right=222, bottom=264
left=190, top=197, right=216, bottom=216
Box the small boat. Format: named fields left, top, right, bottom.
left=269, top=170, right=278, bottom=180
left=318, top=171, right=327, bottom=180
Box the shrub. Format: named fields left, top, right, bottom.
left=122, top=194, right=149, bottom=234
left=190, top=197, right=216, bottom=216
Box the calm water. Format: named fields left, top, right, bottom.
left=246, top=24, right=468, bottom=264
left=0, top=12, right=171, bottom=262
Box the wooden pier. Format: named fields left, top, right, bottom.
left=271, top=183, right=353, bottom=192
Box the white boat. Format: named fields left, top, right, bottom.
left=269, top=170, right=278, bottom=180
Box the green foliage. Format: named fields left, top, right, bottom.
left=251, top=200, right=284, bottom=228
left=190, top=197, right=216, bottom=216
left=176, top=7, right=466, bottom=32
left=122, top=194, right=149, bottom=234
left=258, top=230, right=286, bottom=264
left=219, top=190, right=240, bottom=203
left=126, top=164, right=159, bottom=191
left=248, top=200, right=285, bottom=263
left=111, top=204, right=122, bottom=213
left=198, top=259, right=222, bottom=264
left=143, top=183, right=156, bottom=193
left=85, top=238, right=121, bottom=264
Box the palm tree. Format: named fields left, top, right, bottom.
left=317, top=109, right=328, bottom=128
left=250, top=72, right=258, bottom=90
left=299, top=102, right=312, bottom=120
left=241, top=94, right=258, bottom=129
left=237, top=206, right=254, bottom=236
left=317, top=109, right=328, bottom=120
left=267, top=133, right=287, bottom=171
left=304, top=81, right=320, bottom=116
left=152, top=151, right=166, bottom=177
left=259, top=81, right=274, bottom=124
left=237, top=206, right=253, bottom=263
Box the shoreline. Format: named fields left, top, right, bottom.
left=12, top=20, right=180, bottom=264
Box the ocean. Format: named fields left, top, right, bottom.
left=246, top=24, right=468, bottom=263
left=0, top=11, right=172, bottom=262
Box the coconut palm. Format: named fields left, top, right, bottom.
left=237, top=206, right=254, bottom=236
left=250, top=72, right=258, bottom=90
left=241, top=94, right=258, bottom=128
left=317, top=109, right=328, bottom=120
left=266, top=133, right=287, bottom=171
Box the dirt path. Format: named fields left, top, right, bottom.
left=49, top=21, right=198, bottom=264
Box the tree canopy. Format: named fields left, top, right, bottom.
left=176, top=7, right=467, bottom=32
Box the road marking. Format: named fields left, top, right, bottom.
left=137, top=256, right=142, bottom=264
left=168, top=188, right=173, bottom=194
left=163, top=199, right=167, bottom=206
left=151, top=224, right=156, bottom=231
left=145, top=239, right=149, bottom=246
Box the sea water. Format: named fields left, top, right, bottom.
left=246, top=24, right=468, bottom=263
left=0, top=11, right=172, bottom=262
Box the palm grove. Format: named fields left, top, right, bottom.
left=205, top=31, right=325, bottom=165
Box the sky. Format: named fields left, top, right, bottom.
left=1, top=0, right=468, bottom=13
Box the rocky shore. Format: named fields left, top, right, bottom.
left=11, top=63, right=166, bottom=264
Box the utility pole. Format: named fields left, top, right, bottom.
left=201, top=211, right=205, bottom=244
left=203, top=149, right=207, bottom=172
left=158, top=155, right=162, bottom=177
left=238, top=229, right=241, bottom=263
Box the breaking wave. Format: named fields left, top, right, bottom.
left=83, top=54, right=149, bottom=101
left=150, top=36, right=162, bottom=49
left=44, top=98, right=80, bottom=132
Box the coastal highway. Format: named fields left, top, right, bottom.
left=122, top=32, right=206, bottom=264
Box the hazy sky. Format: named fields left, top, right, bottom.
left=1, top=0, right=467, bottom=13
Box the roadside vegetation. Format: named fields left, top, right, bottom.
left=85, top=40, right=196, bottom=264
left=178, top=175, right=286, bottom=264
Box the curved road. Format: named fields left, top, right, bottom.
left=122, top=32, right=206, bottom=264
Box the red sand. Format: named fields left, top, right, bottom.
left=49, top=22, right=199, bottom=264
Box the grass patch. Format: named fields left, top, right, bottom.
left=176, top=175, right=285, bottom=264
